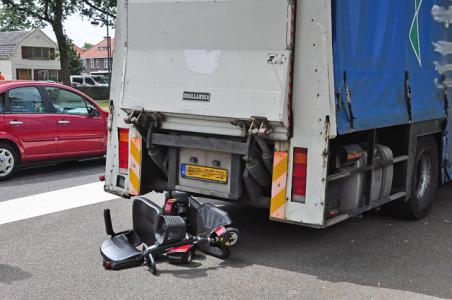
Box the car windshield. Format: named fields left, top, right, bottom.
left=92, top=75, right=108, bottom=84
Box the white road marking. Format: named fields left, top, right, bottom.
left=0, top=182, right=118, bottom=225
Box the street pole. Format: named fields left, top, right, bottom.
left=91, top=16, right=112, bottom=92
left=106, top=14, right=111, bottom=92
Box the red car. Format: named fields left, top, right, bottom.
left=0, top=81, right=108, bottom=180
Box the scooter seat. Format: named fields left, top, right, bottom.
left=100, top=234, right=144, bottom=270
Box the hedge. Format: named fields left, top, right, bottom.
left=75, top=86, right=110, bottom=101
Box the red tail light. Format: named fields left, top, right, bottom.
left=118, top=128, right=129, bottom=170
left=292, top=148, right=308, bottom=203
left=103, top=260, right=112, bottom=269
left=164, top=199, right=176, bottom=215
left=327, top=209, right=339, bottom=219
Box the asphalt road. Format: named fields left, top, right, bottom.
left=0, top=158, right=106, bottom=202
left=0, top=161, right=452, bottom=299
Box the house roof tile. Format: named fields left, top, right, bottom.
left=0, top=31, right=30, bottom=57
left=80, top=38, right=115, bottom=59
left=72, top=44, right=86, bottom=56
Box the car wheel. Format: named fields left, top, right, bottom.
left=386, top=136, right=439, bottom=220
left=0, top=143, right=19, bottom=181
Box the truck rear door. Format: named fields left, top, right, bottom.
left=123, top=0, right=295, bottom=135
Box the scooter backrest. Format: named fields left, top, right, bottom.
left=132, top=197, right=163, bottom=245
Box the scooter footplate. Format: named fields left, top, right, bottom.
left=100, top=234, right=144, bottom=270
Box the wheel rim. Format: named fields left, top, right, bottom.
left=0, top=148, right=14, bottom=177
left=415, top=150, right=432, bottom=201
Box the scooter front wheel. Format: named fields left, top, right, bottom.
left=221, top=227, right=240, bottom=247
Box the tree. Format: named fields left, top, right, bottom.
left=0, top=0, right=116, bottom=85
left=83, top=42, right=94, bottom=49
left=0, top=0, right=80, bottom=85
left=80, top=0, right=116, bottom=20
left=68, top=40, right=84, bottom=75
left=0, top=8, right=32, bottom=31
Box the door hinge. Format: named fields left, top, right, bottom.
left=405, top=71, right=413, bottom=122
left=343, top=71, right=355, bottom=130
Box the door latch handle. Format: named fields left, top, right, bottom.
left=58, top=120, right=70, bottom=124
left=9, top=120, right=23, bottom=125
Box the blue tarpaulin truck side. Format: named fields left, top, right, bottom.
left=105, top=0, right=452, bottom=227
left=334, top=0, right=449, bottom=134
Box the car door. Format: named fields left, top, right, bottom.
left=0, top=93, right=5, bottom=135
left=0, top=93, right=4, bottom=124
left=4, top=86, right=58, bottom=158
left=44, top=86, right=106, bottom=155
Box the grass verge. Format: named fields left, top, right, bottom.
left=96, top=100, right=109, bottom=111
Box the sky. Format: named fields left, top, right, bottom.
left=42, top=14, right=115, bottom=48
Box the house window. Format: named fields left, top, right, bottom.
left=96, top=59, right=100, bottom=69
left=90, top=60, right=95, bottom=69
left=33, top=69, right=58, bottom=82
left=104, top=59, right=108, bottom=69
left=16, top=69, right=32, bottom=80
left=22, top=47, right=55, bottom=60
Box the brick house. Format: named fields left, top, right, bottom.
left=80, top=38, right=114, bottom=75
left=72, top=44, right=87, bottom=56
left=0, top=29, right=61, bottom=81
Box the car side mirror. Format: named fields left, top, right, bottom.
left=88, top=106, right=98, bottom=117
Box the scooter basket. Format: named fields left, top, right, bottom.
left=155, top=215, right=186, bottom=245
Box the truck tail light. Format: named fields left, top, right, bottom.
left=118, top=128, right=129, bottom=170
left=292, top=148, right=308, bottom=203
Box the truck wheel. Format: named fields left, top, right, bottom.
left=387, top=136, right=439, bottom=219
left=0, top=143, right=19, bottom=181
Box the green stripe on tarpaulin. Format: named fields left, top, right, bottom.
left=409, top=0, right=423, bottom=66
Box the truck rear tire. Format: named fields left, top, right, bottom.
left=387, top=136, right=439, bottom=220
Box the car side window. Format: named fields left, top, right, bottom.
left=85, top=77, right=96, bottom=85
left=9, top=87, right=46, bottom=113
left=72, top=77, right=83, bottom=84
left=45, top=87, right=89, bottom=115
left=0, top=93, right=4, bottom=113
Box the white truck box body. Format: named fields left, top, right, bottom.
left=108, top=0, right=337, bottom=226
left=121, top=0, right=293, bottom=137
